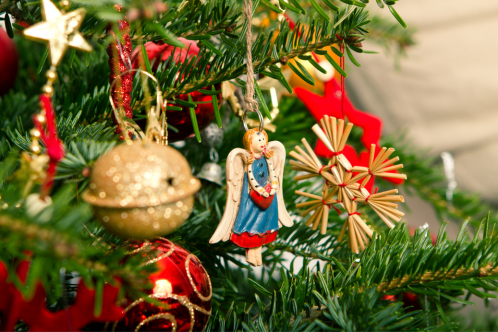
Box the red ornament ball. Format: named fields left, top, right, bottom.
left=0, top=28, right=19, bottom=96
left=402, top=291, right=421, bottom=311
left=131, top=40, right=222, bottom=141
left=110, top=238, right=212, bottom=332
left=167, top=87, right=222, bottom=142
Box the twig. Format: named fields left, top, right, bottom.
left=0, top=215, right=147, bottom=285
left=165, top=36, right=341, bottom=98
left=376, top=265, right=498, bottom=293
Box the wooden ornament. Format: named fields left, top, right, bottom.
left=291, top=116, right=407, bottom=253
left=210, top=129, right=293, bottom=266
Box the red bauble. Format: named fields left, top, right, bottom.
left=131, top=40, right=222, bottom=141
left=110, top=238, right=212, bottom=332
left=0, top=28, right=19, bottom=96
left=381, top=294, right=397, bottom=302
left=167, top=87, right=222, bottom=141
left=402, top=291, right=421, bottom=310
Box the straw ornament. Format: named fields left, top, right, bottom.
left=291, top=115, right=407, bottom=253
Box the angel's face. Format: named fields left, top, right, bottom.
left=250, top=132, right=267, bottom=154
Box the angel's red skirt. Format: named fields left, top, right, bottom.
left=231, top=231, right=278, bottom=248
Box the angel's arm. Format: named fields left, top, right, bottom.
left=247, top=162, right=269, bottom=197
left=246, top=152, right=274, bottom=197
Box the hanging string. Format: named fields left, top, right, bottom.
left=340, top=42, right=345, bottom=120
left=242, top=0, right=258, bottom=113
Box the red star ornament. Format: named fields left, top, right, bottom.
left=294, top=79, right=404, bottom=191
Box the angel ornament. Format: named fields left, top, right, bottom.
left=210, top=121, right=292, bottom=266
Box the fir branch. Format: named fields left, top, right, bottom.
left=0, top=215, right=148, bottom=286
left=171, top=36, right=342, bottom=97
left=376, top=265, right=498, bottom=293
left=367, top=14, right=415, bottom=53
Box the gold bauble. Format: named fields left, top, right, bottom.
left=283, top=51, right=341, bottom=95
left=82, top=142, right=201, bottom=239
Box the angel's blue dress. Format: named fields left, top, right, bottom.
left=231, top=157, right=279, bottom=248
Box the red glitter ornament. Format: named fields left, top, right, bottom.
left=0, top=27, right=19, bottom=96
left=109, top=238, right=212, bottom=332
left=131, top=40, right=222, bottom=142
left=106, top=5, right=133, bottom=136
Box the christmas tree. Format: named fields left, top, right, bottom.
left=1, top=0, right=498, bottom=330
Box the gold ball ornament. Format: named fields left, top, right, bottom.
left=83, top=142, right=201, bottom=239
left=283, top=51, right=341, bottom=95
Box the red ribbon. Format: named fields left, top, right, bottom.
left=331, top=204, right=342, bottom=215
left=321, top=200, right=342, bottom=215
left=327, top=150, right=344, bottom=158
left=336, top=35, right=345, bottom=120
left=35, top=95, right=64, bottom=198
left=365, top=187, right=378, bottom=202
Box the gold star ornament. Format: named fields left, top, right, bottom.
left=24, top=0, right=92, bottom=66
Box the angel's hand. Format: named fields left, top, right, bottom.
left=262, top=192, right=269, bottom=198
left=269, top=189, right=277, bottom=196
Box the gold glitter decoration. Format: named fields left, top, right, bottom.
left=135, top=313, right=177, bottom=332
left=127, top=240, right=151, bottom=255
left=82, top=142, right=201, bottom=239
left=185, top=254, right=212, bottom=302
left=141, top=237, right=175, bottom=266
left=111, top=294, right=211, bottom=332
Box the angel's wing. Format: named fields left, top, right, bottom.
left=209, top=148, right=247, bottom=243
left=267, top=141, right=293, bottom=227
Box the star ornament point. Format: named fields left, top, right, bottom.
left=24, top=0, right=92, bottom=66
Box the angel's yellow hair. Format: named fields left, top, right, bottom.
left=242, top=128, right=273, bottom=163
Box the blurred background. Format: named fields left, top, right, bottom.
left=347, top=0, right=498, bottom=321
left=349, top=0, right=498, bottom=203
left=344, top=0, right=498, bottom=234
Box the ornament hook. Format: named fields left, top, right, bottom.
left=109, top=69, right=167, bottom=144
left=242, top=108, right=264, bottom=133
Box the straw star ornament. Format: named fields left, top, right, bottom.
left=24, top=0, right=92, bottom=66
left=290, top=115, right=407, bottom=253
